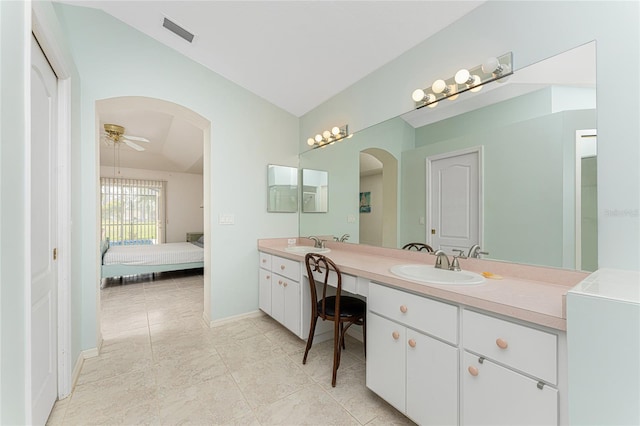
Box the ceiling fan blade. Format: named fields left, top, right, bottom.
left=124, top=140, right=145, bottom=152
left=123, top=134, right=150, bottom=143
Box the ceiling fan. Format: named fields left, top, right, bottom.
left=102, top=123, right=150, bottom=151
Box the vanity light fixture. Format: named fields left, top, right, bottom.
left=411, top=52, right=513, bottom=108
left=307, top=124, right=349, bottom=148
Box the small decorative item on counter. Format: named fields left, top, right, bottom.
left=482, top=271, right=503, bottom=279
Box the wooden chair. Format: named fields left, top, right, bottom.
left=402, top=242, right=434, bottom=252
left=303, top=253, right=366, bottom=387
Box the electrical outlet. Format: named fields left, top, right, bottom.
left=218, top=214, right=235, bottom=225
left=287, top=238, right=296, bottom=246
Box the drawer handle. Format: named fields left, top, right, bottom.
left=283, top=282, right=288, bottom=287
left=496, top=338, right=509, bottom=349
left=408, top=339, right=416, bottom=348
left=399, top=305, right=408, bottom=314
left=280, top=265, right=286, bottom=270
left=468, top=366, right=479, bottom=377
left=392, top=331, right=400, bottom=340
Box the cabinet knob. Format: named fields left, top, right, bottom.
left=496, top=338, right=508, bottom=349
left=280, top=265, right=285, bottom=270
left=408, top=339, right=416, bottom=348
left=283, top=282, right=288, bottom=287
left=278, top=280, right=283, bottom=285
left=266, top=275, right=270, bottom=279
left=399, top=305, right=408, bottom=314
left=262, top=259, right=266, bottom=263
left=468, top=366, right=479, bottom=376
left=392, top=331, right=400, bottom=340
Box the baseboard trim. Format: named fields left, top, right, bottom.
left=208, top=310, right=263, bottom=328
left=70, top=347, right=99, bottom=391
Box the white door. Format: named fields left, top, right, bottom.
left=31, top=35, right=58, bottom=425
left=427, top=149, right=481, bottom=253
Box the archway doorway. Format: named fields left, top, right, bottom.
left=96, top=96, right=210, bottom=344
left=359, top=148, right=398, bottom=248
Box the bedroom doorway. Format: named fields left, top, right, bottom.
left=96, top=97, right=209, bottom=344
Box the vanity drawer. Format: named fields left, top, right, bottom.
left=463, top=309, right=557, bottom=384
left=259, top=252, right=271, bottom=270
left=368, top=283, right=458, bottom=345
left=306, top=267, right=357, bottom=294
left=272, top=255, right=301, bottom=282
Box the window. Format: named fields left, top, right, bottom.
left=100, top=177, right=166, bottom=245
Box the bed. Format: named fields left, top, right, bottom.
left=100, top=238, right=204, bottom=279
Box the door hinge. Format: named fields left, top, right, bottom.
left=53, top=248, right=58, bottom=261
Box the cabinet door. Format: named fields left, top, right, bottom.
left=259, top=268, right=271, bottom=315
left=462, top=351, right=558, bottom=426
left=271, top=275, right=285, bottom=325
left=406, top=330, right=458, bottom=426
left=283, top=278, right=301, bottom=336
left=366, top=312, right=406, bottom=412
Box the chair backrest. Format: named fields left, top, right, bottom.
left=402, top=242, right=434, bottom=253
left=305, top=253, right=342, bottom=319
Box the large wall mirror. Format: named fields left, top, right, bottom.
left=299, top=42, right=597, bottom=271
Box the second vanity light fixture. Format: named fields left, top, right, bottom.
left=412, top=52, right=513, bottom=108
left=306, top=124, right=350, bottom=149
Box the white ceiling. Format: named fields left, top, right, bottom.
left=61, top=0, right=486, bottom=174
left=61, top=1, right=484, bottom=117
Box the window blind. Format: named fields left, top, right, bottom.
left=100, top=177, right=166, bottom=245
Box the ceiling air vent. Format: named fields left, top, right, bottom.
left=162, top=17, right=195, bottom=43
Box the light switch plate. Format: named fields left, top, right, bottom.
left=347, top=214, right=356, bottom=223
left=218, top=214, right=235, bottom=225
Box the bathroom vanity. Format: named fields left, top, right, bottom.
left=258, top=238, right=589, bottom=425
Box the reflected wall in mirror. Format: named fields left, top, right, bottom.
left=299, top=42, right=597, bottom=271
left=302, top=169, right=328, bottom=213
left=267, top=164, right=298, bottom=213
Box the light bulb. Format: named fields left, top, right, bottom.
left=427, top=101, right=438, bottom=109
left=447, top=84, right=458, bottom=100
left=482, top=57, right=500, bottom=74
left=412, top=88, right=426, bottom=102
left=315, top=134, right=322, bottom=143
left=307, top=137, right=315, bottom=146
left=331, top=126, right=341, bottom=136
left=322, top=130, right=331, bottom=139
left=431, top=79, right=447, bottom=94
left=455, top=69, right=472, bottom=85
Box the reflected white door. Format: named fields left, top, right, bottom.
left=31, top=35, right=58, bottom=425
left=427, top=149, right=481, bottom=253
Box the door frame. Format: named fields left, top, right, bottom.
left=425, top=146, right=484, bottom=250
left=32, top=6, right=73, bottom=398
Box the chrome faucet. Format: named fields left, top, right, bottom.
left=337, top=233, right=350, bottom=242
left=467, top=244, right=489, bottom=259
left=433, top=250, right=451, bottom=270
left=450, top=249, right=466, bottom=272
left=307, top=236, right=325, bottom=248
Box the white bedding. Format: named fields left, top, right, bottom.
left=103, top=242, right=204, bottom=266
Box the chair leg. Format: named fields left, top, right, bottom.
left=362, top=317, right=367, bottom=358
left=331, top=320, right=340, bottom=387
left=303, top=315, right=318, bottom=365
left=340, top=322, right=346, bottom=349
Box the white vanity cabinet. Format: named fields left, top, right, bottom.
left=259, top=252, right=301, bottom=336
left=461, top=309, right=559, bottom=426
left=366, top=283, right=459, bottom=426
left=258, top=252, right=272, bottom=314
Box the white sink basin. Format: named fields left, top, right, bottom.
left=284, top=246, right=331, bottom=254
left=390, top=264, right=485, bottom=285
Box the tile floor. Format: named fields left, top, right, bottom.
left=47, top=269, right=414, bottom=425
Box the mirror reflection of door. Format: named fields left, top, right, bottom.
left=359, top=149, right=398, bottom=247
left=575, top=129, right=597, bottom=271
left=427, top=148, right=482, bottom=254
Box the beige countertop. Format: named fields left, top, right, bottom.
left=258, top=238, right=591, bottom=331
